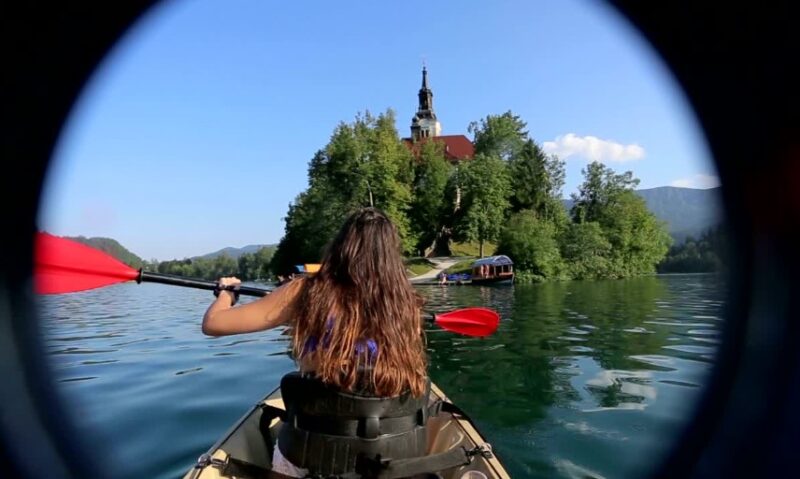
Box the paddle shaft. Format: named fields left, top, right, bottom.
left=140, top=271, right=441, bottom=323
left=34, top=234, right=497, bottom=336
left=138, top=271, right=268, bottom=297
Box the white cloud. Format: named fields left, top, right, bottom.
left=543, top=133, right=645, bottom=163
left=670, top=174, right=720, bottom=189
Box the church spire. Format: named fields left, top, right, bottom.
left=411, top=65, right=441, bottom=141
left=418, top=66, right=434, bottom=112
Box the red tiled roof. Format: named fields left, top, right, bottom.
left=402, top=135, right=474, bottom=162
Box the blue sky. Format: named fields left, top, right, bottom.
left=39, top=0, right=716, bottom=260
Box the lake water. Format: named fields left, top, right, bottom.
left=38, top=274, right=725, bottom=478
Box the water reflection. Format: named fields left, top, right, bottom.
left=421, top=274, right=723, bottom=477
left=39, top=274, right=723, bottom=479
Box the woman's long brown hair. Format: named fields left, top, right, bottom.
left=290, top=207, right=428, bottom=397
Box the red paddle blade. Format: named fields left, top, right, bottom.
left=433, top=307, right=500, bottom=337
left=34, top=232, right=140, bottom=294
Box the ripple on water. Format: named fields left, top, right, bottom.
left=564, top=326, right=589, bottom=335
left=60, top=376, right=98, bottom=383
left=644, top=320, right=715, bottom=328
left=213, top=338, right=259, bottom=347
left=662, top=344, right=717, bottom=355
left=557, top=336, right=588, bottom=342
left=568, top=345, right=594, bottom=354
left=658, top=379, right=700, bottom=388
left=622, top=327, right=653, bottom=334
left=687, top=329, right=719, bottom=336
left=50, top=333, right=125, bottom=342
left=111, top=338, right=149, bottom=347
left=557, top=419, right=629, bottom=441
left=628, top=355, right=677, bottom=371
left=554, top=458, right=607, bottom=478
left=50, top=347, right=118, bottom=355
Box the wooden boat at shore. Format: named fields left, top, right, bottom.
left=470, top=256, right=514, bottom=285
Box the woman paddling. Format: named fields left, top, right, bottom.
left=202, top=207, right=438, bottom=478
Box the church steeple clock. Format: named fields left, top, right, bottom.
left=410, top=66, right=442, bottom=141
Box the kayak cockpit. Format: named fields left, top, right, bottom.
left=184, top=383, right=509, bottom=479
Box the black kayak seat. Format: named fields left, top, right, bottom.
left=273, top=372, right=471, bottom=478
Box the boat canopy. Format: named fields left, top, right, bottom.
left=471, top=255, right=513, bottom=267
left=304, top=263, right=321, bottom=273
left=294, top=264, right=322, bottom=274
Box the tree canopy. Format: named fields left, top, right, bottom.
left=453, top=153, right=512, bottom=258
left=271, top=110, right=416, bottom=274
left=265, top=110, right=673, bottom=282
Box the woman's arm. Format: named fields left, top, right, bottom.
left=201, top=277, right=304, bottom=336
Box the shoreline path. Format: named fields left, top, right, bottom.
left=409, top=257, right=461, bottom=284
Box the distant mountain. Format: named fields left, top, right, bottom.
left=61, top=235, right=277, bottom=265
left=635, top=186, right=723, bottom=241
left=563, top=186, right=723, bottom=241
left=196, top=244, right=276, bottom=260
left=66, top=236, right=144, bottom=268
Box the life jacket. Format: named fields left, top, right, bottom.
left=273, top=371, right=471, bottom=478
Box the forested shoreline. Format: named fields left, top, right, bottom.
left=70, top=111, right=730, bottom=282
left=268, top=110, right=674, bottom=282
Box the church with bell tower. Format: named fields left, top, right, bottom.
left=410, top=66, right=442, bottom=140
left=403, top=66, right=474, bottom=162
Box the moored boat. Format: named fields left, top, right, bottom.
left=184, top=381, right=510, bottom=479
left=470, top=256, right=514, bottom=285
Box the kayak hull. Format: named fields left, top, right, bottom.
left=183, top=382, right=510, bottom=479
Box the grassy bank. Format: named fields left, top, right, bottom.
left=405, top=257, right=435, bottom=276
left=450, top=241, right=497, bottom=257
left=444, top=259, right=475, bottom=275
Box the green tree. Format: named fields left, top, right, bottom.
left=508, top=140, right=549, bottom=213
left=570, top=161, right=640, bottom=224
left=271, top=110, right=417, bottom=272
left=254, top=246, right=276, bottom=279
left=362, top=111, right=415, bottom=251
left=468, top=111, right=528, bottom=160
left=544, top=154, right=567, bottom=222
left=454, top=153, right=511, bottom=257
left=565, top=163, right=671, bottom=278
left=210, top=255, right=238, bottom=279
left=237, top=253, right=257, bottom=281
left=270, top=189, right=341, bottom=275
left=561, top=222, right=613, bottom=279
left=410, top=140, right=453, bottom=255
left=507, top=140, right=568, bottom=225
left=496, top=211, right=564, bottom=281
left=600, top=191, right=673, bottom=276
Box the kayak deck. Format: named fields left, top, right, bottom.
left=184, top=382, right=510, bottom=479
